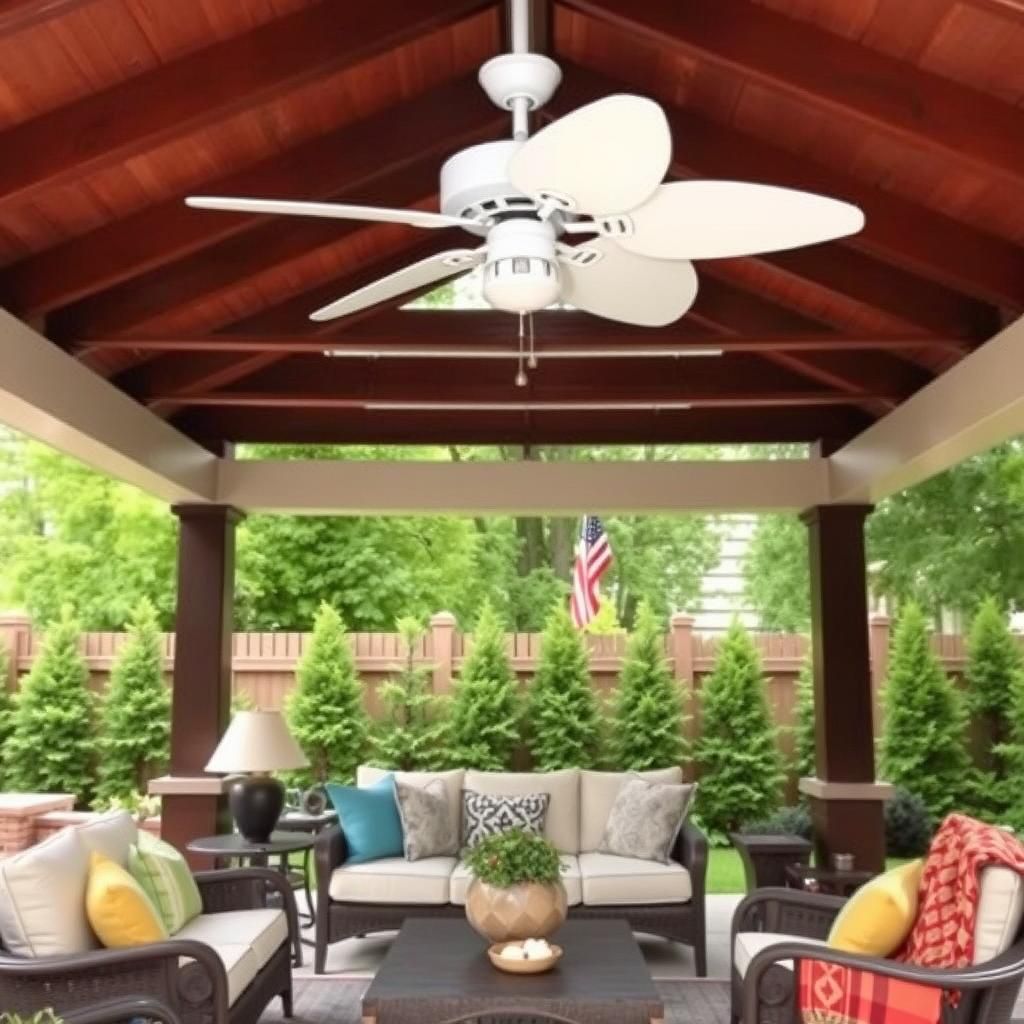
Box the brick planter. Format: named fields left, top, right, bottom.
left=0, top=794, right=75, bottom=855
left=33, top=810, right=162, bottom=845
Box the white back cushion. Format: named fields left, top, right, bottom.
left=973, top=865, right=1024, bottom=963
left=0, top=826, right=95, bottom=957
left=77, top=809, right=137, bottom=868
left=465, top=769, right=580, bottom=853
left=579, top=768, right=683, bottom=852
left=357, top=766, right=464, bottom=846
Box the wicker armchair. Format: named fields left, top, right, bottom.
left=0, top=867, right=299, bottom=1024
left=731, top=887, right=1024, bottom=1024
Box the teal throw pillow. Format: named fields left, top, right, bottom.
left=326, top=774, right=404, bottom=864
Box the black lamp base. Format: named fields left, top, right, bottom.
left=228, top=775, right=284, bottom=843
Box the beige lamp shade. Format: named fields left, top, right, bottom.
left=205, top=710, right=309, bottom=774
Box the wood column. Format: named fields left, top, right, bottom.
left=160, top=504, right=241, bottom=862
left=800, top=504, right=888, bottom=874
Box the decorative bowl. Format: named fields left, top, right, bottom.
left=487, top=942, right=563, bottom=974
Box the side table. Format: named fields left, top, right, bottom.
left=785, top=862, right=874, bottom=897
left=729, top=832, right=813, bottom=892
left=276, top=808, right=338, bottom=927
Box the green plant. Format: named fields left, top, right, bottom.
left=993, top=666, right=1024, bottom=831
left=884, top=787, right=934, bottom=857
left=880, top=603, right=972, bottom=822
left=446, top=601, right=521, bottom=770
left=231, top=689, right=256, bottom=715
left=463, top=828, right=563, bottom=888
left=95, top=597, right=170, bottom=805
left=693, top=621, right=785, bottom=842
left=98, top=789, right=161, bottom=823
left=793, top=657, right=815, bottom=779
left=608, top=602, right=687, bottom=771
left=525, top=604, right=602, bottom=771
left=287, top=602, right=369, bottom=786
left=5, top=606, right=95, bottom=804
left=0, top=644, right=14, bottom=789
left=370, top=616, right=448, bottom=771
left=740, top=804, right=812, bottom=840
left=0, top=1011, right=63, bottom=1024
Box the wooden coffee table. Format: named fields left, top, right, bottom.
left=362, top=918, right=663, bottom=1024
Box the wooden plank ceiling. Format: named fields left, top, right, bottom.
left=1, top=0, right=1022, bottom=447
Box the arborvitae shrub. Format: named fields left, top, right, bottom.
left=288, top=602, right=369, bottom=786
left=793, top=657, right=816, bottom=779
left=445, top=602, right=520, bottom=770
left=884, top=787, right=934, bottom=857
left=0, top=646, right=13, bottom=790
left=608, top=602, right=687, bottom=771
left=95, top=598, right=170, bottom=805
left=526, top=604, right=602, bottom=771
left=5, top=606, right=95, bottom=804
left=693, top=621, right=784, bottom=841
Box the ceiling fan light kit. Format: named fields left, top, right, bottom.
left=184, top=0, right=865, bottom=386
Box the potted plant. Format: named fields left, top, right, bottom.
left=463, top=828, right=568, bottom=943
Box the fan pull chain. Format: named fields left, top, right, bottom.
left=515, top=313, right=528, bottom=387
left=527, top=312, right=537, bottom=369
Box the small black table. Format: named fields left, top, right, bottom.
left=730, top=832, right=814, bottom=892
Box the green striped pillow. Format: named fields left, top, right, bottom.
left=128, top=831, right=202, bottom=934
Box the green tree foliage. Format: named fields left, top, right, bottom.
left=526, top=605, right=602, bottom=770
left=608, top=602, right=687, bottom=770
left=694, top=621, right=784, bottom=840
left=95, top=598, right=171, bottom=805
left=880, top=603, right=972, bottom=821
left=793, top=658, right=816, bottom=779
left=964, top=598, right=1023, bottom=753
left=369, top=617, right=447, bottom=772
left=287, top=603, right=369, bottom=785
left=0, top=646, right=13, bottom=789
left=994, top=668, right=1024, bottom=831
left=5, top=607, right=95, bottom=804
left=744, top=515, right=810, bottom=632
left=445, top=602, right=521, bottom=770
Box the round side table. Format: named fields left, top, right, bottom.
left=276, top=809, right=338, bottom=927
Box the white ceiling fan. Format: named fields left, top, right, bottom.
left=185, top=1, right=864, bottom=333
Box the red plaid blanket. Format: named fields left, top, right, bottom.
left=798, top=814, right=1024, bottom=1024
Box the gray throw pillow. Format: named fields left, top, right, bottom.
left=394, top=778, right=458, bottom=861
left=462, top=790, right=550, bottom=849
left=598, top=777, right=697, bottom=863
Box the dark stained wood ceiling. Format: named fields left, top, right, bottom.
left=1, top=0, right=1023, bottom=447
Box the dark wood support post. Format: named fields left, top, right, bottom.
left=155, top=504, right=241, bottom=864
left=799, top=504, right=890, bottom=874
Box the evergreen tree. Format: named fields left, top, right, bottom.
left=965, top=598, right=1023, bottom=756
left=994, top=669, right=1024, bottom=831
left=288, top=602, right=369, bottom=785
left=793, top=657, right=816, bottom=779
left=446, top=601, right=521, bottom=770
left=370, top=616, right=447, bottom=771
left=880, top=603, right=971, bottom=821
left=694, top=621, right=784, bottom=840
left=95, top=598, right=170, bottom=805
left=526, top=604, right=602, bottom=771
left=0, top=645, right=13, bottom=789
left=5, top=606, right=95, bottom=804
left=608, top=602, right=687, bottom=771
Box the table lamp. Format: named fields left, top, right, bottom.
left=205, top=710, right=309, bottom=843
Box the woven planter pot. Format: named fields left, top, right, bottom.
left=465, top=878, right=568, bottom=943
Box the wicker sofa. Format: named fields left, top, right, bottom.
left=0, top=810, right=299, bottom=1024
left=314, top=766, right=708, bottom=976
left=730, top=885, right=1024, bottom=1024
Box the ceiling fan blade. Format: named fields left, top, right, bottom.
left=507, top=95, right=671, bottom=216
left=613, top=181, right=865, bottom=260
left=185, top=196, right=482, bottom=230
left=558, top=238, right=698, bottom=327
left=310, top=249, right=482, bottom=322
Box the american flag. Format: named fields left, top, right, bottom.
left=570, top=515, right=613, bottom=629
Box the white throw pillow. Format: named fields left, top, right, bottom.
left=0, top=825, right=96, bottom=957
left=974, top=865, right=1024, bottom=963
left=78, top=809, right=138, bottom=867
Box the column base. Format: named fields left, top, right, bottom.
left=799, top=777, right=893, bottom=874
left=149, top=776, right=230, bottom=868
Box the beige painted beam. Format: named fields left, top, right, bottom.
left=829, top=314, right=1024, bottom=503
left=0, top=311, right=216, bottom=503
left=217, top=457, right=830, bottom=515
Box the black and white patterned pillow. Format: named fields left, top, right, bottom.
left=462, top=790, right=550, bottom=849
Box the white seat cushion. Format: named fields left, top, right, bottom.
left=329, top=856, right=456, bottom=904
left=450, top=855, right=583, bottom=907
left=578, top=852, right=691, bottom=906
left=974, top=865, right=1024, bottom=963
left=176, top=908, right=288, bottom=1007
left=734, top=932, right=829, bottom=976
left=579, top=768, right=683, bottom=853
left=77, top=810, right=137, bottom=868
left=0, top=825, right=95, bottom=957
left=358, top=766, right=464, bottom=846
left=465, top=769, right=580, bottom=854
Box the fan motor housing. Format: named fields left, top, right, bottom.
left=482, top=220, right=560, bottom=314
left=440, top=141, right=537, bottom=235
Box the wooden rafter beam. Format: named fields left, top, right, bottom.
left=562, top=0, right=1024, bottom=192
left=0, top=0, right=90, bottom=36
left=1, top=75, right=497, bottom=319
left=552, top=63, right=1021, bottom=315
left=0, top=0, right=494, bottom=215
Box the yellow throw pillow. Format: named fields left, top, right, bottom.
left=828, top=859, right=924, bottom=956
left=85, top=851, right=168, bottom=948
